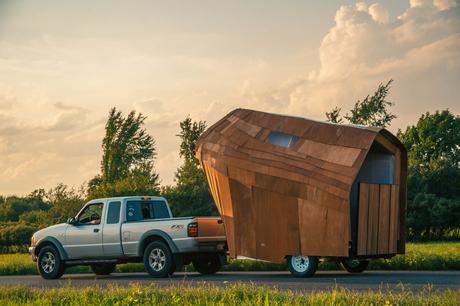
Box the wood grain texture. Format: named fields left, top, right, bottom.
left=196, top=108, right=407, bottom=260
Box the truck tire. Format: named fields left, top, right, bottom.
left=91, top=263, right=116, bottom=275
left=287, top=255, right=318, bottom=278
left=340, top=259, right=369, bottom=273
left=37, top=245, right=65, bottom=279
left=143, top=241, right=174, bottom=278
left=192, top=254, right=221, bottom=275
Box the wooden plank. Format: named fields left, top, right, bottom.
left=389, top=185, right=399, bottom=254
left=252, top=187, right=300, bottom=263
left=367, top=184, right=380, bottom=255
left=357, top=183, right=369, bottom=255
left=378, top=185, right=391, bottom=254
left=297, top=139, right=362, bottom=167
left=229, top=179, right=256, bottom=259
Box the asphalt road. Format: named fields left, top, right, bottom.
left=0, top=271, right=459, bottom=292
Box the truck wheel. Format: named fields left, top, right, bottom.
left=91, top=263, right=116, bottom=275
left=192, top=254, right=221, bottom=275
left=287, top=255, right=318, bottom=277
left=37, top=246, right=65, bottom=279
left=143, top=241, right=174, bottom=278
left=340, top=259, right=369, bottom=273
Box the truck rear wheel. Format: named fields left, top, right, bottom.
left=340, top=259, right=369, bottom=273
left=287, top=255, right=318, bottom=277
left=37, top=245, right=65, bottom=279
left=143, top=241, right=174, bottom=278
left=192, top=254, right=221, bottom=275
left=91, top=263, right=116, bottom=275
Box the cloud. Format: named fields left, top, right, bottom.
left=238, top=0, right=460, bottom=128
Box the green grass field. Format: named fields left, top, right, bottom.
left=0, top=242, right=458, bottom=276
left=0, top=283, right=458, bottom=305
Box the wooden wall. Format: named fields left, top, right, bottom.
left=357, top=183, right=400, bottom=255
left=197, top=108, right=407, bottom=262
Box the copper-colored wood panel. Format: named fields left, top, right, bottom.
left=357, top=183, right=369, bottom=255
left=378, top=185, right=391, bottom=254
left=252, top=187, right=300, bottom=263
left=389, top=185, right=399, bottom=254
left=298, top=139, right=362, bottom=167
left=229, top=179, right=256, bottom=259
left=196, top=108, right=407, bottom=261
left=367, top=184, right=380, bottom=255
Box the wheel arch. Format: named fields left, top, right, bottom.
left=35, top=236, right=69, bottom=260
left=138, top=230, right=179, bottom=257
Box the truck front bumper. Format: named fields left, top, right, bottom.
left=29, top=246, right=37, bottom=261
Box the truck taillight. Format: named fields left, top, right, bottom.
left=187, top=222, right=198, bottom=237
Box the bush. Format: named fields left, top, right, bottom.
left=0, top=222, right=37, bottom=246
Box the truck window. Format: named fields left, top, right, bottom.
left=78, top=203, right=103, bottom=225
left=107, top=201, right=121, bottom=224
left=126, top=200, right=170, bottom=222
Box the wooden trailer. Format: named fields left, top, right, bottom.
left=196, top=108, right=407, bottom=277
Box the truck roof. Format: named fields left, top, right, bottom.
left=87, top=196, right=166, bottom=203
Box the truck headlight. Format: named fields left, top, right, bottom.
left=31, top=234, right=37, bottom=246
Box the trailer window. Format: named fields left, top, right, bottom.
left=267, top=131, right=299, bottom=149
left=126, top=200, right=170, bottom=222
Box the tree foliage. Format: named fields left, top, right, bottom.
left=88, top=108, right=160, bottom=198
left=164, top=116, right=217, bottom=217
left=326, top=80, right=396, bottom=127
left=398, top=110, right=460, bottom=238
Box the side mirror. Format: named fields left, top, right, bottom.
left=67, top=217, right=77, bottom=225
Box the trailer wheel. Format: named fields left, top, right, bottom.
left=340, top=259, right=369, bottom=273
left=287, top=255, right=318, bottom=277
left=192, top=254, right=221, bottom=275
left=143, top=241, right=174, bottom=278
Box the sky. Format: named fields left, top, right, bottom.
left=0, top=0, right=459, bottom=195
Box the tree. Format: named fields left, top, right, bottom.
left=163, top=116, right=218, bottom=217
left=398, top=110, right=460, bottom=238
left=397, top=110, right=460, bottom=199
left=88, top=108, right=160, bottom=198
left=326, top=80, right=396, bottom=128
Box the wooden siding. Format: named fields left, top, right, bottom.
left=357, top=183, right=400, bottom=256
left=197, top=108, right=406, bottom=261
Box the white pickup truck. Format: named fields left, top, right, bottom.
left=29, top=196, right=227, bottom=279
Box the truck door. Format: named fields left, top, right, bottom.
left=64, top=202, right=104, bottom=259
left=102, top=201, right=123, bottom=257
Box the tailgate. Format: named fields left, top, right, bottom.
left=193, top=217, right=226, bottom=242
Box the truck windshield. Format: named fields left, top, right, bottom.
left=126, top=200, right=170, bottom=222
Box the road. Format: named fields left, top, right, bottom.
left=0, top=271, right=459, bottom=292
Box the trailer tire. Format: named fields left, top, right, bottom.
left=287, top=255, right=318, bottom=277
left=143, top=241, right=174, bottom=278
left=192, top=254, right=221, bottom=275
left=340, top=259, right=369, bottom=273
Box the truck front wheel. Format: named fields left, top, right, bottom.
left=192, top=254, right=221, bottom=275
left=287, top=255, right=318, bottom=277
left=37, top=245, right=65, bottom=279
left=143, top=241, right=174, bottom=278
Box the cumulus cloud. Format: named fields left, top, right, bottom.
left=240, top=0, right=460, bottom=128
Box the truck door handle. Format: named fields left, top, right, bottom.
left=93, top=228, right=100, bottom=233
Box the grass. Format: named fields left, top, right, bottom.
left=0, top=242, right=458, bottom=276
left=0, top=283, right=458, bottom=305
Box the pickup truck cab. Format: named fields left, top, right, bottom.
left=29, top=196, right=227, bottom=279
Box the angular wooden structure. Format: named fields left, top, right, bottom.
left=196, top=109, right=407, bottom=263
